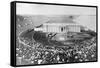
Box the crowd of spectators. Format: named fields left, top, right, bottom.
left=16, top=31, right=97, bottom=65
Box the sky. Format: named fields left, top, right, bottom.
left=16, top=3, right=96, bottom=32
left=16, top=3, right=96, bottom=15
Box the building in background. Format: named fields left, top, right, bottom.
left=34, top=23, right=83, bottom=33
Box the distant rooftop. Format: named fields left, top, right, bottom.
left=43, top=23, right=80, bottom=26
